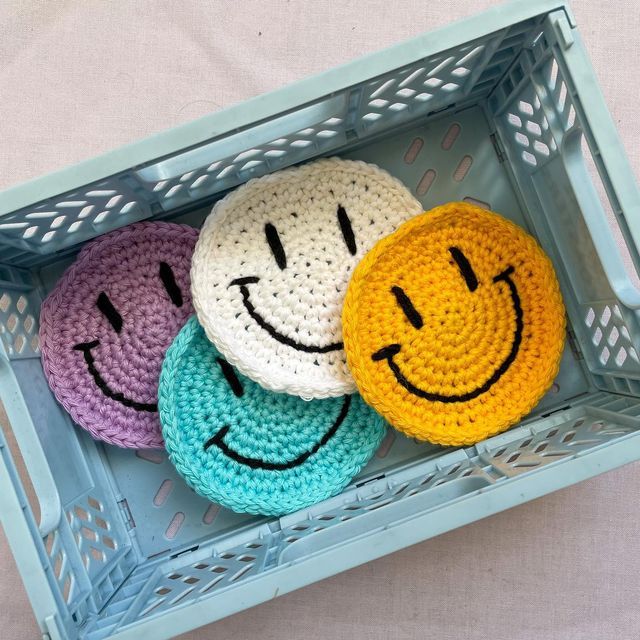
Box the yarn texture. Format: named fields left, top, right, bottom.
left=40, top=222, right=198, bottom=449
left=159, top=316, right=386, bottom=515
left=342, top=202, right=566, bottom=446
left=190, top=158, right=422, bottom=399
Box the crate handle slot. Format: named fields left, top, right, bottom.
left=134, top=95, right=347, bottom=183
left=0, top=428, right=61, bottom=630
left=557, top=32, right=640, bottom=308
left=0, top=350, right=61, bottom=536
left=562, top=129, right=640, bottom=309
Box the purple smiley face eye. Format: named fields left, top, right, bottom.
left=40, top=222, right=198, bottom=448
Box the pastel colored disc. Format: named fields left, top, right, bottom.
left=342, top=202, right=566, bottom=447
left=190, top=158, right=422, bottom=399
left=159, top=316, right=386, bottom=515
left=40, top=222, right=198, bottom=448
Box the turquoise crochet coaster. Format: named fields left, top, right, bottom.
left=159, top=317, right=386, bottom=516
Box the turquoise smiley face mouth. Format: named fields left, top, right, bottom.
left=203, top=394, right=351, bottom=471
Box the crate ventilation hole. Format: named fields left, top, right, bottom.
left=403, top=125, right=486, bottom=207
left=0, top=292, right=39, bottom=356
left=584, top=303, right=639, bottom=369
left=149, top=116, right=346, bottom=203
left=361, top=45, right=485, bottom=124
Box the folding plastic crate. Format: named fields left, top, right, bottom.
left=2, top=1, right=640, bottom=638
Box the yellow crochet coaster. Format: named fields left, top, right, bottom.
left=342, top=202, right=566, bottom=446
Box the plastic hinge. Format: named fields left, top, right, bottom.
left=473, top=425, right=535, bottom=455
left=434, top=449, right=469, bottom=471
left=117, top=499, right=135, bottom=531
left=550, top=11, right=574, bottom=49
left=43, top=614, right=63, bottom=640
left=490, top=132, right=506, bottom=163
left=566, top=327, right=584, bottom=361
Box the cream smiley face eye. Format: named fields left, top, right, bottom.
left=264, top=223, right=287, bottom=269
left=191, top=158, right=422, bottom=398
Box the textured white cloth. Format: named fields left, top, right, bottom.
left=1, top=1, right=640, bottom=639
left=191, top=158, right=422, bottom=398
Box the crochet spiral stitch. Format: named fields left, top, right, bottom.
left=39, top=222, right=198, bottom=449
left=159, top=316, right=386, bottom=515
left=342, top=202, right=566, bottom=447
left=190, top=158, right=422, bottom=399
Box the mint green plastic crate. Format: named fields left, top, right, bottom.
left=2, top=2, right=640, bottom=638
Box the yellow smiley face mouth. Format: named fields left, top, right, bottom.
left=371, top=261, right=523, bottom=403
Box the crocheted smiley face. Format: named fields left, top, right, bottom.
left=343, top=202, right=566, bottom=447
left=40, top=222, right=198, bottom=449
left=191, top=158, right=422, bottom=399
left=159, top=316, right=386, bottom=515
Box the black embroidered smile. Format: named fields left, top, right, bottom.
left=203, top=394, right=351, bottom=470
left=73, top=340, right=158, bottom=412
left=73, top=262, right=184, bottom=412
left=229, top=276, right=343, bottom=354
left=372, top=247, right=523, bottom=403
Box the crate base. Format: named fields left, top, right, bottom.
left=86, top=104, right=591, bottom=559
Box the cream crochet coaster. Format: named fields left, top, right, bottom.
left=191, top=158, right=422, bottom=398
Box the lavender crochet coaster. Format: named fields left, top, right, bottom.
left=39, top=222, right=198, bottom=448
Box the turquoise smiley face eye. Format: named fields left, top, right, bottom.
left=159, top=317, right=386, bottom=516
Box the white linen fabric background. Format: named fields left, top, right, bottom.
left=1, top=1, right=640, bottom=638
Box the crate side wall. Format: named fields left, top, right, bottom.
left=490, top=14, right=640, bottom=395
left=0, top=17, right=551, bottom=265
left=0, top=270, right=139, bottom=627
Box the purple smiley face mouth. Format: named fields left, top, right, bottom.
left=40, top=222, right=198, bottom=449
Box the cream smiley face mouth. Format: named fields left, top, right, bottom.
left=229, top=276, right=343, bottom=353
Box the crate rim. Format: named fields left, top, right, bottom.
left=0, top=0, right=573, bottom=218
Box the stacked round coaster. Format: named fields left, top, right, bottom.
left=159, top=316, right=386, bottom=515
left=343, top=202, right=566, bottom=447
left=40, top=222, right=198, bottom=448
left=190, top=158, right=422, bottom=399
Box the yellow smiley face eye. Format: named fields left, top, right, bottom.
left=342, top=202, right=566, bottom=446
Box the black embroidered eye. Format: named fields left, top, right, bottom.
left=448, top=247, right=479, bottom=292
left=337, top=205, right=357, bottom=255
left=391, top=286, right=423, bottom=329
left=159, top=262, right=183, bottom=307
left=216, top=357, right=244, bottom=397
left=96, top=292, right=122, bottom=334
left=265, top=223, right=287, bottom=270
